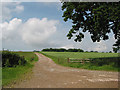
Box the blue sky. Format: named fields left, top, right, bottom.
left=1, top=2, right=116, bottom=52
left=12, top=3, right=62, bottom=21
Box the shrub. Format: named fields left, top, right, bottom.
left=90, top=57, right=120, bottom=67
left=2, top=51, right=27, bottom=67
left=30, top=57, right=34, bottom=61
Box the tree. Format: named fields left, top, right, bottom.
left=62, top=2, right=120, bottom=49
left=109, top=51, right=112, bottom=53
left=42, top=48, right=84, bottom=52
left=113, top=47, right=118, bottom=53
left=113, top=30, right=120, bottom=52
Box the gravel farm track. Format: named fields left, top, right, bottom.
left=5, top=53, right=119, bottom=88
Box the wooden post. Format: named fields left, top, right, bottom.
left=58, top=58, right=59, bottom=63
left=83, top=59, right=85, bottom=64
left=68, top=58, right=70, bottom=63
left=81, top=60, right=83, bottom=64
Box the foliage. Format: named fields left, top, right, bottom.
left=62, top=2, right=120, bottom=48
left=42, top=48, right=67, bottom=52
left=33, top=50, right=40, bottom=52
left=15, top=52, right=38, bottom=62
left=2, top=51, right=27, bottom=67
left=113, top=47, right=118, bottom=53
left=30, top=57, right=35, bottom=61
left=113, top=31, right=120, bottom=51
left=89, top=57, right=120, bottom=67
left=67, top=48, right=84, bottom=52
left=42, top=48, right=84, bottom=52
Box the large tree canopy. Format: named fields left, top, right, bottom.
left=62, top=2, right=120, bottom=50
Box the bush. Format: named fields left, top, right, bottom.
left=90, top=57, right=120, bottom=67
left=30, top=57, right=34, bottom=61
left=2, top=51, right=27, bottom=67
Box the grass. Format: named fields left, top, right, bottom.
left=2, top=52, right=38, bottom=86
left=0, top=67, right=1, bottom=88
left=41, top=52, right=118, bottom=59
left=2, top=63, right=33, bottom=86
left=15, top=52, right=38, bottom=63
left=41, top=52, right=119, bottom=72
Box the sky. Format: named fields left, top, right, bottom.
left=0, top=2, right=116, bottom=52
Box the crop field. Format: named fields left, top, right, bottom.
left=2, top=52, right=38, bottom=86
left=41, top=52, right=119, bottom=72
left=41, top=52, right=118, bottom=59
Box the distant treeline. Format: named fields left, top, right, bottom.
left=42, top=48, right=84, bottom=52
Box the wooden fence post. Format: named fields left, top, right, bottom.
left=83, top=59, right=85, bottom=64
left=68, top=58, right=70, bottom=63
left=58, top=58, right=59, bottom=63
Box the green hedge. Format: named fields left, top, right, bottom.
left=89, top=57, right=120, bottom=67
left=2, top=51, right=27, bottom=67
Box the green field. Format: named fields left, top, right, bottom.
left=41, top=52, right=118, bottom=59
left=41, top=52, right=119, bottom=72
left=15, top=52, right=38, bottom=62
left=2, top=52, right=38, bottom=86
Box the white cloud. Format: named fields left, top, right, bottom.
left=14, top=5, right=24, bottom=13
left=58, top=32, right=115, bottom=52
left=60, top=45, right=74, bottom=49
left=92, top=41, right=107, bottom=52
left=0, top=17, right=116, bottom=52
left=1, top=18, right=22, bottom=41
left=1, top=17, right=59, bottom=50
left=21, top=18, right=58, bottom=47
left=1, top=2, right=24, bottom=21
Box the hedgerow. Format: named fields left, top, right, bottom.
left=2, top=51, right=27, bottom=67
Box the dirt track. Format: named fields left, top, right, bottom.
left=11, top=53, right=119, bottom=88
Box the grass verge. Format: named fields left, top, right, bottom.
left=2, top=52, right=38, bottom=86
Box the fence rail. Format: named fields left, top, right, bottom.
left=57, top=57, right=120, bottom=65
left=68, top=58, right=91, bottom=64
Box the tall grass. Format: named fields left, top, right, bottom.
left=2, top=63, right=33, bottom=86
